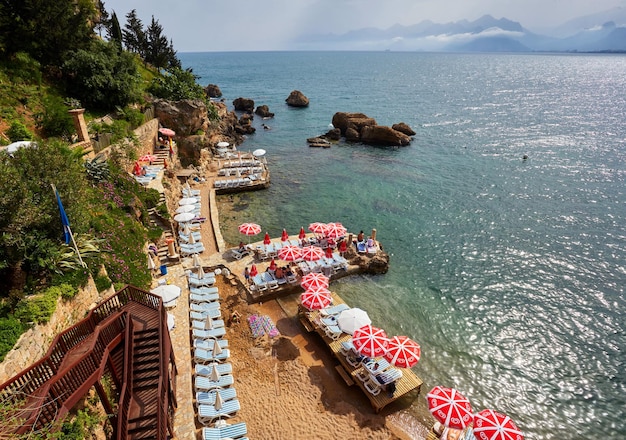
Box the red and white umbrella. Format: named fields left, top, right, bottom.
left=300, top=288, right=332, bottom=310
left=384, top=335, right=421, bottom=368
left=301, top=246, right=324, bottom=261
left=299, top=227, right=306, bottom=240
left=352, top=324, right=389, bottom=357
left=427, top=386, right=473, bottom=430
left=139, top=154, right=157, bottom=163
left=325, top=222, right=347, bottom=239
left=473, top=409, right=524, bottom=440
left=239, top=222, right=261, bottom=236
left=269, top=258, right=277, bottom=271
left=281, top=228, right=289, bottom=242
left=277, top=245, right=302, bottom=261
left=300, top=272, right=329, bottom=290
left=249, top=264, right=258, bottom=277
left=308, top=222, right=328, bottom=235
left=263, top=232, right=271, bottom=245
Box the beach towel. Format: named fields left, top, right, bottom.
left=247, top=314, right=280, bottom=338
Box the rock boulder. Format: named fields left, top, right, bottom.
left=153, top=99, right=209, bottom=136
left=205, top=84, right=222, bottom=98
left=331, top=112, right=377, bottom=135
left=345, top=127, right=360, bottom=142
left=360, top=125, right=411, bottom=146
left=285, top=90, right=309, bottom=107
left=233, top=97, right=255, bottom=112
left=255, top=105, right=274, bottom=118
left=392, top=122, right=416, bottom=136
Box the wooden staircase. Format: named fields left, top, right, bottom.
left=127, top=328, right=161, bottom=439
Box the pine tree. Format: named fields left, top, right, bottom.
left=109, top=11, right=123, bottom=51
left=123, top=9, right=146, bottom=57
left=94, top=0, right=110, bottom=38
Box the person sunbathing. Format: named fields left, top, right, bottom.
left=275, top=267, right=285, bottom=279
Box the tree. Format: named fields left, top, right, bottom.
left=148, top=67, right=206, bottom=101
left=109, top=11, right=123, bottom=51
left=144, top=16, right=180, bottom=72
left=94, top=0, right=110, bottom=38
left=123, top=9, right=146, bottom=57
left=63, top=40, right=142, bottom=110
left=0, top=0, right=97, bottom=66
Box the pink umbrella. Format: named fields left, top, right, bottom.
left=300, top=272, right=329, bottom=290
left=298, top=227, right=306, bottom=240
left=473, top=409, right=524, bottom=440
left=281, top=228, right=289, bottom=242
left=308, top=222, right=328, bottom=235
left=325, top=222, right=347, bottom=239
left=263, top=232, right=271, bottom=246
left=139, top=154, right=157, bottom=163
left=352, top=324, right=389, bottom=357
left=249, top=264, right=258, bottom=277
left=159, top=127, right=176, bottom=137
left=301, top=246, right=324, bottom=261
left=300, top=289, right=332, bottom=310
left=427, top=386, right=473, bottom=430
left=384, top=335, right=421, bottom=368
left=277, top=245, right=302, bottom=262
left=269, top=258, right=277, bottom=271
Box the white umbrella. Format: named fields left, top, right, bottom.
left=192, top=253, right=201, bottom=268
left=337, top=308, right=371, bottom=335
left=189, top=232, right=196, bottom=244
left=4, top=141, right=36, bottom=154
left=167, top=312, right=175, bottom=331
left=252, top=148, right=266, bottom=157
left=176, top=204, right=195, bottom=213
left=148, top=254, right=156, bottom=271
left=174, top=212, right=195, bottom=222
left=179, top=197, right=198, bottom=205
left=210, top=363, right=221, bottom=381
left=182, top=223, right=191, bottom=236
left=150, top=285, right=181, bottom=304
left=214, top=390, right=224, bottom=411
left=212, top=339, right=223, bottom=355
left=196, top=265, right=205, bottom=278
left=205, top=316, right=214, bottom=329
left=217, top=141, right=230, bottom=148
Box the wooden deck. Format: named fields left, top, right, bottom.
left=299, top=293, right=423, bottom=413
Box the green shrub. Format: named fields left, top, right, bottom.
left=51, top=268, right=90, bottom=290
left=58, top=408, right=102, bottom=439
left=94, top=274, right=112, bottom=292
left=0, top=316, right=25, bottom=361
left=35, top=95, right=74, bottom=139
left=116, top=106, right=144, bottom=129
left=57, top=283, right=77, bottom=300
left=6, top=120, right=33, bottom=142
left=14, top=287, right=59, bottom=325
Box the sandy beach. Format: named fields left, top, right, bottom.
left=160, top=161, right=431, bottom=440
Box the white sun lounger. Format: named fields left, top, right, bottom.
left=197, top=399, right=241, bottom=425
left=194, top=374, right=234, bottom=392
left=192, top=318, right=225, bottom=330
left=190, top=309, right=221, bottom=321
left=195, top=362, right=233, bottom=377
left=196, top=388, right=238, bottom=408
left=190, top=292, right=220, bottom=304
left=193, top=327, right=227, bottom=340
left=190, top=302, right=221, bottom=313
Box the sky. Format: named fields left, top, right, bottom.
left=102, top=0, right=626, bottom=51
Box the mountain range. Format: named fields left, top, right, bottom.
left=292, top=7, right=626, bottom=52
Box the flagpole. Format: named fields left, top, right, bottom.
left=51, top=184, right=86, bottom=268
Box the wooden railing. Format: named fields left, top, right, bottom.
left=0, top=285, right=169, bottom=436
left=116, top=318, right=134, bottom=439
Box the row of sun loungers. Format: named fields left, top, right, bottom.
left=217, top=166, right=263, bottom=176
left=187, top=273, right=248, bottom=437
left=219, top=158, right=262, bottom=168
left=213, top=175, right=264, bottom=189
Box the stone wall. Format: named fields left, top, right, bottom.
left=135, top=118, right=159, bottom=157
left=0, top=276, right=105, bottom=384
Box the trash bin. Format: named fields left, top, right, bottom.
left=160, top=265, right=168, bottom=275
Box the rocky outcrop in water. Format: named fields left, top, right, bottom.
left=255, top=105, right=274, bottom=118
left=325, top=112, right=414, bottom=147
left=233, top=97, right=255, bottom=112
left=205, top=84, right=222, bottom=98
left=286, top=90, right=309, bottom=107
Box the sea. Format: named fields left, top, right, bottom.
left=180, top=51, right=626, bottom=439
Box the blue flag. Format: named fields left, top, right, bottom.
left=55, top=189, right=71, bottom=244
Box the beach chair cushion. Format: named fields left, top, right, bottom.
left=196, top=387, right=238, bottom=407
left=190, top=286, right=219, bottom=296
left=201, top=421, right=247, bottom=440
left=192, top=318, right=225, bottom=330
left=193, top=338, right=229, bottom=350
left=190, top=292, right=220, bottom=303
left=198, top=399, right=241, bottom=425
left=194, top=374, right=234, bottom=391
left=194, top=347, right=231, bottom=363
left=195, top=362, right=233, bottom=377
left=193, top=327, right=227, bottom=339
left=190, top=309, right=222, bottom=320
left=190, top=301, right=221, bottom=312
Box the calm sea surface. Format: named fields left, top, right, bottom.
left=180, top=51, right=626, bottom=439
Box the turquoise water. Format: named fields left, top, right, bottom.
left=180, top=52, right=626, bottom=439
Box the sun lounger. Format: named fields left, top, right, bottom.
left=188, top=276, right=216, bottom=288
left=230, top=247, right=251, bottom=260
left=356, top=358, right=392, bottom=381
left=193, top=327, right=227, bottom=340
left=297, top=261, right=310, bottom=275
left=190, top=310, right=222, bottom=322
left=197, top=398, right=241, bottom=425
left=190, top=292, right=220, bottom=304
left=190, top=302, right=221, bottom=313
left=192, top=318, right=225, bottom=330
left=180, top=243, right=206, bottom=256
left=190, top=286, right=219, bottom=296
left=193, top=338, right=229, bottom=351
left=194, top=374, right=234, bottom=392
left=250, top=274, right=268, bottom=292
left=182, top=188, right=201, bottom=197
left=363, top=367, right=403, bottom=396
left=194, top=347, right=231, bottom=363
left=179, top=231, right=202, bottom=243
left=201, top=422, right=247, bottom=440
left=195, top=362, right=233, bottom=377
left=319, top=303, right=350, bottom=316
left=196, top=388, right=238, bottom=408
left=261, top=272, right=279, bottom=289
